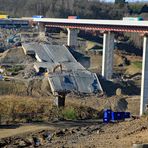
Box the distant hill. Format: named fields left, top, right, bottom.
left=0, top=0, right=147, bottom=19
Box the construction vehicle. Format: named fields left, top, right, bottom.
left=0, top=15, right=9, bottom=19
left=6, top=34, right=20, bottom=44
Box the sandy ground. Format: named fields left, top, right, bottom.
left=0, top=118, right=148, bottom=148
left=0, top=124, right=53, bottom=139
left=44, top=118, right=148, bottom=148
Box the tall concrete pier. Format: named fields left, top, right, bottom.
left=38, top=22, right=45, bottom=37
left=102, top=32, right=114, bottom=80
left=67, top=28, right=78, bottom=48
left=140, top=35, right=148, bottom=115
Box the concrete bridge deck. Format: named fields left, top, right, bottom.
left=34, top=18, right=148, bottom=33
left=22, top=42, right=102, bottom=96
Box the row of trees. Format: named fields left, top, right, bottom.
left=0, top=0, right=147, bottom=19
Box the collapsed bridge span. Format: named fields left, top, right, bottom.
left=22, top=42, right=103, bottom=106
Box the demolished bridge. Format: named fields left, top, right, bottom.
left=22, top=42, right=103, bottom=106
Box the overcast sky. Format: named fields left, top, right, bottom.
left=102, top=0, right=148, bottom=2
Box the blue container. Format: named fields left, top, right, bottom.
left=32, top=15, right=44, bottom=18
left=103, top=110, right=131, bottom=123
left=111, top=112, right=125, bottom=121
left=117, top=112, right=125, bottom=120
left=103, top=109, right=112, bottom=123
left=124, top=112, right=130, bottom=118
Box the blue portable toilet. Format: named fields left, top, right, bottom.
left=103, top=109, right=112, bottom=123
left=111, top=112, right=117, bottom=121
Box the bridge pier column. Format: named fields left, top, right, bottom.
left=38, top=22, right=46, bottom=37
left=67, top=28, right=78, bottom=49
left=102, top=32, right=114, bottom=80
left=140, top=35, right=148, bottom=116
left=54, top=94, right=65, bottom=107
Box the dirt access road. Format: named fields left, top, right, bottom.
left=0, top=120, right=100, bottom=139
left=1, top=118, right=148, bottom=148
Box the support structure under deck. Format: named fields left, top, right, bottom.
left=102, top=32, right=114, bottom=80
left=140, top=35, right=148, bottom=115
left=38, top=22, right=46, bottom=37
left=67, top=28, right=78, bottom=49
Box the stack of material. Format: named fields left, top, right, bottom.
left=22, top=42, right=102, bottom=95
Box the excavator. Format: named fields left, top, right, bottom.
left=6, top=34, right=21, bottom=44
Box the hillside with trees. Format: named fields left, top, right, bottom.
left=0, top=0, right=147, bottom=19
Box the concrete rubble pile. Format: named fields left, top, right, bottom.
left=22, top=42, right=103, bottom=96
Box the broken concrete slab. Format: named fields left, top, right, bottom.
left=22, top=42, right=103, bottom=98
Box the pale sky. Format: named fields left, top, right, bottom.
left=101, top=0, right=148, bottom=2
